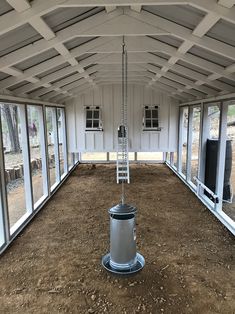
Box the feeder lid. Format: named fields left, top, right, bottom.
left=108, top=203, right=137, bottom=215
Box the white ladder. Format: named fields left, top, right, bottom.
left=116, top=130, right=130, bottom=184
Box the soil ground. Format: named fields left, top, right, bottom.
left=0, top=164, right=234, bottom=314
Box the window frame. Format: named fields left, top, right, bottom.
left=142, top=105, right=161, bottom=131
left=85, top=106, right=103, bottom=132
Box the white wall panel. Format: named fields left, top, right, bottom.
left=66, top=84, right=179, bottom=153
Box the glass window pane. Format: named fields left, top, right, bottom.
left=152, top=109, right=158, bottom=119
left=0, top=191, right=5, bottom=247
left=109, top=152, right=135, bottom=161
left=145, top=120, right=151, bottom=128
left=0, top=103, right=27, bottom=229
left=166, top=152, right=170, bottom=162
left=129, top=152, right=135, bottom=161
left=74, top=153, right=79, bottom=163
left=93, top=110, right=99, bottom=119
left=145, top=110, right=151, bottom=119
left=68, top=152, right=74, bottom=169
left=152, top=120, right=159, bottom=128
left=138, top=152, right=163, bottom=161
left=57, top=108, right=66, bottom=177
left=81, top=152, right=107, bottom=161
left=109, top=152, right=117, bottom=161
left=208, top=105, right=220, bottom=139
left=86, top=110, right=92, bottom=119
left=181, top=107, right=188, bottom=176
left=86, top=120, right=92, bottom=128
left=223, top=103, right=235, bottom=222
left=27, top=105, right=48, bottom=207
left=191, top=107, right=201, bottom=185
left=173, top=152, right=177, bottom=168
left=93, top=120, right=99, bottom=128
left=46, top=107, right=59, bottom=189
left=204, top=104, right=221, bottom=199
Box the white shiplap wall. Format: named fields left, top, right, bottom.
left=66, top=84, right=179, bottom=153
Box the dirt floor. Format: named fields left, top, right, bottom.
left=0, top=164, right=234, bottom=314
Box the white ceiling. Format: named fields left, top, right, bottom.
left=0, top=0, right=235, bottom=103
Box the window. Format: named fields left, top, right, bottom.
left=143, top=106, right=160, bottom=131
left=0, top=193, right=4, bottom=247
left=137, top=152, right=163, bottom=161
left=223, top=102, right=235, bottom=222
left=46, top=107, right=60, bottom=191
left=0, top=101, right=75, bottom=254
left=190, top=106, right=201, bottom=185
left=0, top=103, right=31, bottom=232
left=57, top=108, right=68, bottom=178
left=67, top=153, right=74, bottom=170
left=85, top=107, right=102, bottom=131
left=181, top=107, right=189, bottom=177
left=27, top=105, right=48, bottom=208
left=81, top=152, right=107, bottom=161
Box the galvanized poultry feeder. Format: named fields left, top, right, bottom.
left=102, top=203, right=145, bottom=274
left=102, top=38, right=145, bottom=275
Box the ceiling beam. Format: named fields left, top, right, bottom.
left=127, top=8, right=235, bottom=61
left=6, top=0, right=31, bottom=12
left=4, top=34, right=233, bottom=96
left=105, top=6, right=117, bottom=12
left=218, top=0, right=235, bottom=8
left=124, top=9, right=235, bottom=92
left=134, top=8, right=223, bottom=91
left=57, top=0, right=235, bottom=25
left=0, top=92, right=62, bottom=107
left=0, top=0, right=66, bottom=36
left=0, top=10, right=122, bottom=70
left=26, top=66, right=97, bottom=97
left=78, top=52, right=235, bottom=92
left=29, top=17, right=56, bottom=40
left=0, top=8, right=169, bottom=74
left=0, top=9, right=234, bottom=84
left=0, top=37, right=114, bottom=90
left=53, top=43, right=95, bottom=86
left=1, top=67, right=23, bottom=77
left=148, top=81, right=194, bottom=100
left=60, top=82, right=92, bottom=97
left=1, top=0, right=235, bottom=42
left=95, top=70, right=148, bottom=77
left=2, top=47, right=233, bottom=100
left=130, top=5, right=142, bottom=12
left=144, top=60, right=233, bottom=93
left=192, top=12, right=220, bottom=37
left=0, top=3, right=234, bottom=102
left=150, top=38, right=235, bottom=81
left=14, top=65, right=99, bottom=95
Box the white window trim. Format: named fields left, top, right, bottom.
left=84, top=106, right=103, bottom=132
left=142, top=105, right=162, bottom=132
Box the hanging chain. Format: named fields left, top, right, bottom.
left=121, top=37, right=127, bottom=205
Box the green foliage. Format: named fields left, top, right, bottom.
left=227, top=105, right=235, bottom=117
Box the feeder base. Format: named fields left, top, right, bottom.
left=102, top=253, right=145, bottom=275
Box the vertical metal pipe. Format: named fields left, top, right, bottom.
left=121, top=37, right=126, bottom=205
